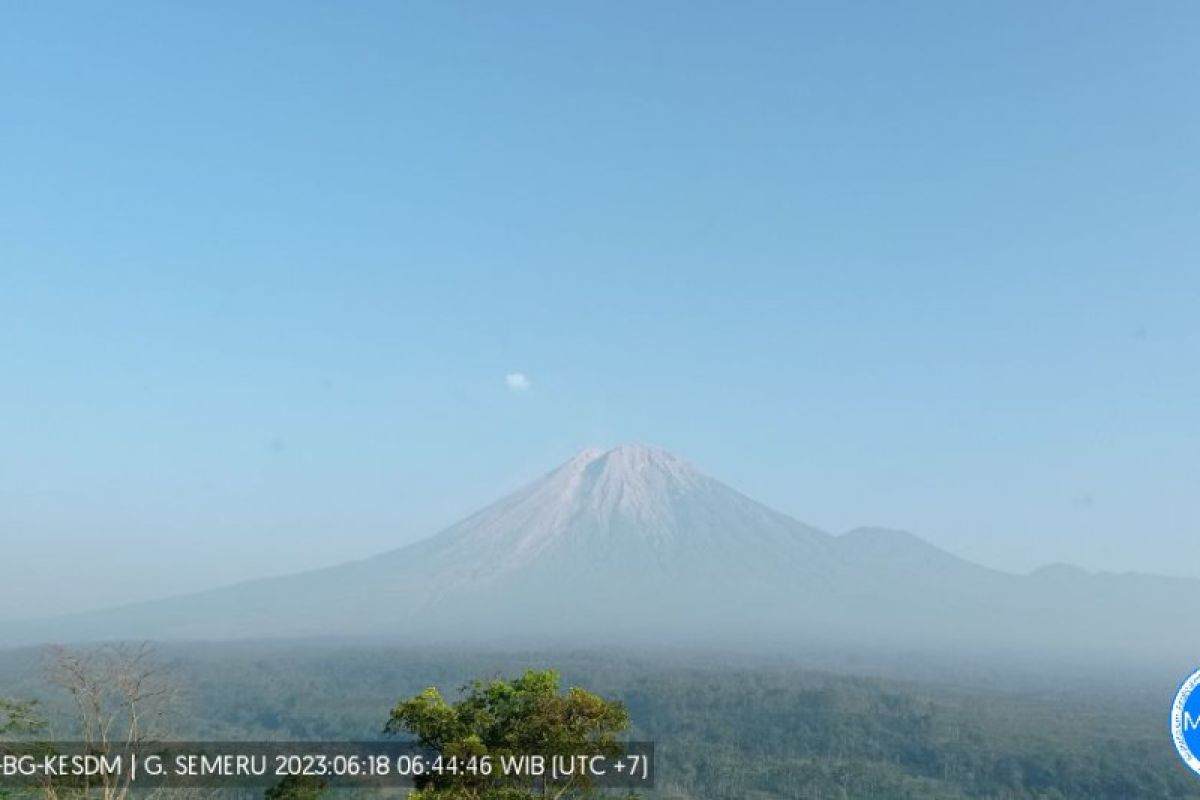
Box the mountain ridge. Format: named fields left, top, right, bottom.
left=3, top=445, right=1194, bottom=675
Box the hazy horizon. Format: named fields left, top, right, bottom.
left=3, top=2, right=1198, bottom=617
left=3, top=442, right=1197, bottom=628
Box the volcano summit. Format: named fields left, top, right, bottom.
left=8, top=445, right=1196, bottom=670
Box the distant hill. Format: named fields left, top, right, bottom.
left=6, top=445, right=1195, bottom=672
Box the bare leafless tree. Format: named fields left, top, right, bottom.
left=41, top=642, right=179, bottom=800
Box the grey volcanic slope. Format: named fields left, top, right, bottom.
left=6, top=445, right=1197, bottom=669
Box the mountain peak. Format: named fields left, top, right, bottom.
left=541, top=444, right=704, bottom=528
left=553, top=444, right=701, bottom=495
left=576, top=443, right=696, bottom=478
left=569, top=443, right=690, bottom=466
left=15, top=446, right=1197, bottom=667
left=421, top=443, right=825, bottom=580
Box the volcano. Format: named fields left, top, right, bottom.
left=8, top=445, right=1197, bottom=670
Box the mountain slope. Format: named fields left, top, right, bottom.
left=6, top=445, right=1196, bottom=671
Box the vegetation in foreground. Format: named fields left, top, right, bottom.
left=0, top=643, right=1195, bottom=799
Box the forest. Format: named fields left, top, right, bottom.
left=0, top=642, right=1194, bottom=799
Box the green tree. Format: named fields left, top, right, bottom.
left=0, top=698, right=44, bottom=739
left=264, top=774, right=329, bottom=800
left=385, top=669, right=632, bottom=800
left=0, top=699, right=45, bottom=800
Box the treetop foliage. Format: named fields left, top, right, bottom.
left=0, top=698, right=43, bottom=739
left=386, top=669, right=631, bottom=800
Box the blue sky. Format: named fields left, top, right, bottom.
left=2, top=2, right=1197, bottom=616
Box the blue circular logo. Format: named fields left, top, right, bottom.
left=1171, top=669, right=1200, bottom=776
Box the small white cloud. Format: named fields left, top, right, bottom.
left=505, top=372, right=531, bottom=392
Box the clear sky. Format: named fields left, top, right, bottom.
left=2, top=2, right=1197, bottom=617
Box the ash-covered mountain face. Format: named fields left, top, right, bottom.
left=6, top=445, right=1197, bottom=674
left=407, top=445, right=837, bottom=593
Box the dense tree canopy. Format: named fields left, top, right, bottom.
left=2, top=644, right=1194, bottom=799
left=0, top=699, right=44, bottom=800
left=0, top=698, right=42, bottom=738
left=264, top=774, right=329, bottom=800
left=386, top=669, right=631, bottom=799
